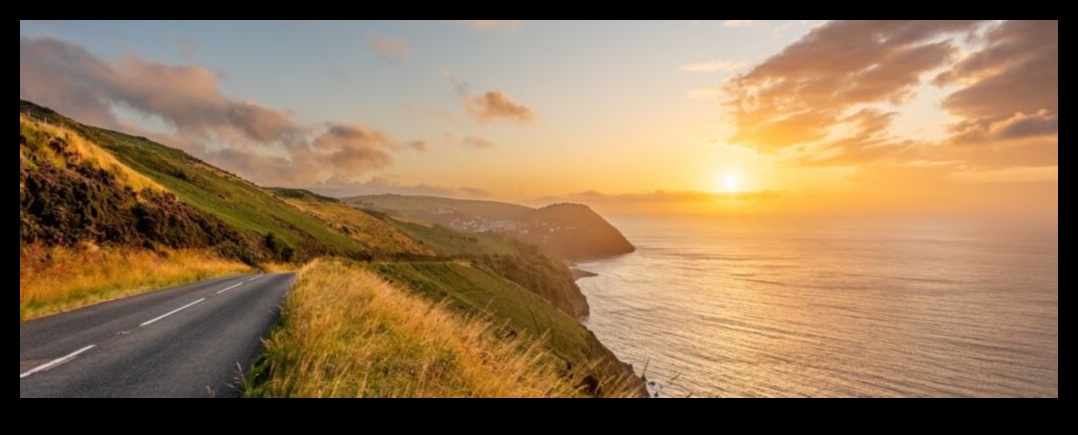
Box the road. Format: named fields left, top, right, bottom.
left=20, top=273, right=295, bottom=398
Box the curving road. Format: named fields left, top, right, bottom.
left=20, top=273, right=295, bottom=398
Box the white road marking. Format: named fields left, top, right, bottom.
left=139, top=298, right=206, bottom=327
left=20, top=345, right=96, bottom=379
left=216, top=283, right=243, bottom=294
left=247, top=275, right=263, bottom=283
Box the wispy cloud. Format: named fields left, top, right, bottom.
left=366, top=32, right=411, bottom=62
left=680, top=59, right=746, bottom=73
left=724, top=21, right=983, bottom=156
left=718, top=20, right=1056, bottom=179
left=462, top=90, right=535, bottom=123
left=443, top=71, right=535, bottom=124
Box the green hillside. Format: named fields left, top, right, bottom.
left=363, top=261, right=638, bottom=394
left=268, top=188, right=433, bottom=258
left=21, top=100, right=368, bottom=263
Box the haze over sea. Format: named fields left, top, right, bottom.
left=578, top=215, right=1058, bottom=398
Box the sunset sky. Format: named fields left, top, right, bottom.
left=19, top=20, right=1058, bottom=218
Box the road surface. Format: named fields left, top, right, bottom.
left=20, top=273, right=295, bottom=398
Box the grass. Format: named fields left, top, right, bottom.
left=246, top=260, right=586, bottom=398
left=21, top=100, right=370, bottom=261
left=387, top=218, right=519, bottom=257
left=364, top=261, right=640, bottom=395
left=20, top=115, right=163, bottom=194
left=20, top=244, right=251, bottom=322
left=269, top=188, right=433, bottom=257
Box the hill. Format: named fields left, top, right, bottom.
left=22, top=100, right=371, bottom=265
left=346, top=194, right=635, bottom=260
left=268, top=188, right=432, bottom=258
left=20, top=100, right=644, bottom=396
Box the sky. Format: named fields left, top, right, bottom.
left=19, top=20, right=1058, bottom=219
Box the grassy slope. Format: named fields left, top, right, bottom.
left=248, top=260, right=587, bottom=398
left=365, top=262, right=593, bottom=364
left=346, top=194, right=532, bottom=220
left=20, top=114, right=251, bottom=319
left=388, top=219, right=520, bottom=257
left=21, top=101, right=367, bottom=261
left=268, top=188, right=433, bottom=258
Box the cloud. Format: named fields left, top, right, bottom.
left=367, top=32, right=411, bottom=62
left=720, top=20, right=1056, bottom=176
left=20, top=35, right=306, bottom=144
left=442, top=71, right=535, bottom=123
left=992, top=110, right=1058, bottom=140
left=724, top=20, right=760, bottom=28
left=462, top=90, right=535, bottom=123
left=453, top=20, right=525, bottom=31
left=679, top=60, right=746, bottom=73
left=20, top=35, right=413, bottom=189
left=936, top=20, right=1058, bottom=146
left=462, top=135, right=496, bottom=148
left=722, top=20, right=984, bottom=159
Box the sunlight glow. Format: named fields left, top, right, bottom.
left=723, top=173, right=740, bottom=193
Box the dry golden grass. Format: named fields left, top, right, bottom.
left=248, top=259, right=588, bottom=398
left=20, top=115, right=163, bottom=194
left=278, top=196, right=433, bottom=257
left=20, top=244, right=251, bottom=321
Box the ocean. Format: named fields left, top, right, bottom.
left=576, top=215, right=1058, bottom=398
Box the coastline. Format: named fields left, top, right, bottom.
left=570, top=268, right=598, bottom=280
left=569, top=257, right=652, bottom=398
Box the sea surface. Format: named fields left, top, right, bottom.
left=576, top=215, right=1058, bottom=397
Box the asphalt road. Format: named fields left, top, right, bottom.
left=20, top=273, right=295, bottom=398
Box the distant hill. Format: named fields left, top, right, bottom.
left=346, top=195, right=635, bottom=260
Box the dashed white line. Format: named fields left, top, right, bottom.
left=247, top=275, right=263, bottom=283
left=216, top=283, right=244, bottom=294
left=139, top=298, right=206, bottom=327
left=20, top=345, right=96, bottom=379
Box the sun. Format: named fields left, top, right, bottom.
left=722, top=173, right=740, bottom=193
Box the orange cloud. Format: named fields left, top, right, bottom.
left=722, top=20, right=1057, bottom=176
left=726, top=21, right=980, bottom=150
left=367, top=32, right=411, bottom=62
left=462, top=90, right=535, bottom=123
